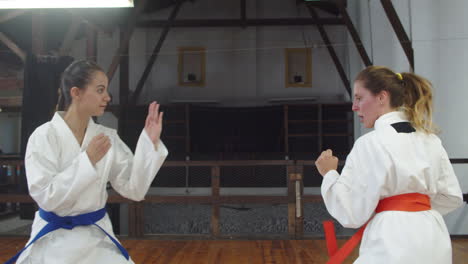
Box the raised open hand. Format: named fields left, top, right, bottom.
left=144, top=101, right=163, bottom=146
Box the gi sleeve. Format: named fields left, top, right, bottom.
left=109, top=129, right=168, bottom=201
left=25, top=130, right=98, bottom=212
left=321, top=137, right=383, bottom=228
left=431, top=147, right=463, bottom=215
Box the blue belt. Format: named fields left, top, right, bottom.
left=4, top=208, right=129, bottom=264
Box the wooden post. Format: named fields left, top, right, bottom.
left=295, top=166, right=304, bottom=239
left=287, top=165, right=296, bottom=238
left=118, top=26, right=130, bottom=137
left=318, top=104, right=323, bottom=152
left=135, top=202, right=144, bottom=237
left=211, top=166, right=220, bottom=237
left=185, top=104, right=191, bottom=154
left=284, top=105, right=289, bottom=155
left=128, top=202, right=136, bottom=237
left=128, top=201, right=144, bottom=238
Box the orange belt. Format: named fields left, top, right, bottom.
left=323, top=193, right=431, bottom=264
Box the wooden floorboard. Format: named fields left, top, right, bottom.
left=0, top=237, right=466, bottom=263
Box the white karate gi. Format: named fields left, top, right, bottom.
left=17, top=112, right=168, bottom=264
left=322, top=111, right=463, bottom=264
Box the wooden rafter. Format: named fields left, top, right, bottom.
left=131, top=0, right=184, bottom=104
left=67, top=10, right=114, bottom=36
left=0, top=32, right=26, bottom=62
left=380, top=0, right=414, bottom=71
left=307, top=5, right=351, bottom=97
left=136, top=18, right=344, bottom=28
left=107, top=0, right=148, bottom=83
left=0, top=10, right=27, bottom=24
left=335, top=0, right=372, bottom=67
left=59, top=15, right=82, bottom=56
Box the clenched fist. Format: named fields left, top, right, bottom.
left=315, top=149, right=338, bottom=177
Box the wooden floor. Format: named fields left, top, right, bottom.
left=1, top=237, right=467, bottom=263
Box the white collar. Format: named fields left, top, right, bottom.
left=51, top=112, right=96, bottom=148
left=374, top=111, right=408, bottom=130
left=52, top=111, right=95, bottom=129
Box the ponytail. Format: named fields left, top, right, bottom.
left=399, top=73, right=437, bottom=133
left=56, top=87, right=65, bottom=111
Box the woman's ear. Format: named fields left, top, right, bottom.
left=378, top=90, right=390, bottom=105
left=70, top=86, right=81, bottom=100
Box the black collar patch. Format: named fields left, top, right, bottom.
left=391, top=122, right=416, bottom=133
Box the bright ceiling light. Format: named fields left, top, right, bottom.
left=0, top=0, right=134, bottom=9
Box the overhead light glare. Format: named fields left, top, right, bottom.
left=0, top=0, right=134, bottom=9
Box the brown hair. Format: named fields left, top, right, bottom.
left=56, top=60, right=104, bottom=111
left=355, top=66, right=436, bottom=133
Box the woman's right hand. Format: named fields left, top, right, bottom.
left=86, top=133, right=111, bottom=166
left=315, top=149, right=338, bottom=177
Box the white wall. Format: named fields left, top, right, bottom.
left=349, top=0, right=468, bottom=235
left=413, top=0, right=468, bottom=235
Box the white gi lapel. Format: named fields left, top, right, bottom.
left=51, top=112, right=81, bottom=154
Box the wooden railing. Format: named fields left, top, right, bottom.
left=0, top=158, right=467, bottom=239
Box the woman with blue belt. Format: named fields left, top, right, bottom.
left=7, top=60, right=168, bottom=264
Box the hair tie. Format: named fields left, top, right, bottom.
left=396, top=73, right=403, bottom=80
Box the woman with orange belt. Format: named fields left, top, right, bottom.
left=315, top=66, right=463, bottom=264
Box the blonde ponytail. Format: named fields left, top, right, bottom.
left=399, top=73, right=437, bottom=133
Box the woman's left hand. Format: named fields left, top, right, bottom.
left=315, top=149, right=338, bottom=177
left=144, top=101, right=164, bottom=146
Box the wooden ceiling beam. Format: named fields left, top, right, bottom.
left=59, top=15, right=82, bottom=56
left=0, top=32, right=26, bottom=62
left=380, top=0, right=414, bottom=71
left=131, top=0, right=184, bottom=104
left=136, top=18, right=344, bottom=28
left=335, top=0, right=372, bottom=67
left=106, top=0, right=148, bottom=83
left=0, top=10, right=28, bottom=24
left=307, top=5, right=351, bottom=97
